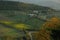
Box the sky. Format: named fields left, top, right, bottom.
left=4, top=0, right=60, bottom=10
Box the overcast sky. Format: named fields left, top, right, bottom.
left=4, top=0, right=60, bottom=10
left=5, top=0, right=60, bottom=3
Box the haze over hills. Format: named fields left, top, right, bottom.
left=4, top=0, right=60, bottom=10
left=0, top=1, right=53, bottom=11
left=36, top=1, right=60, bottom=10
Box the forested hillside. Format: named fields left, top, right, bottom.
left=0, top=1, right=58, bottom=29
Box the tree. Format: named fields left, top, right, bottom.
left=42, top=17, right=60, bottom=30
left=35, top=17, right=60, bottom=40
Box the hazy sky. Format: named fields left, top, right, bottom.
left=6, top=0, right=60, bottom=3
left=5, top=0, right=60, bottom=10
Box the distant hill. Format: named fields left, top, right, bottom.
left=0, top=1, right=54, bottom=11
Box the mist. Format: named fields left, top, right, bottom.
left=1, top=0, right=60, bottom=10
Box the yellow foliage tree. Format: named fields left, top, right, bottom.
left=35, top=17, right=60, bottom=40
left=42, top=17, right=60, bottom=30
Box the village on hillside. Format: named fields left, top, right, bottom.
left=0, top=1, right=60, bottom=40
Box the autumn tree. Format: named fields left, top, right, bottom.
left=35, top=17, right=60, bottom=40
left=42, top=17, right=60, bottom=30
